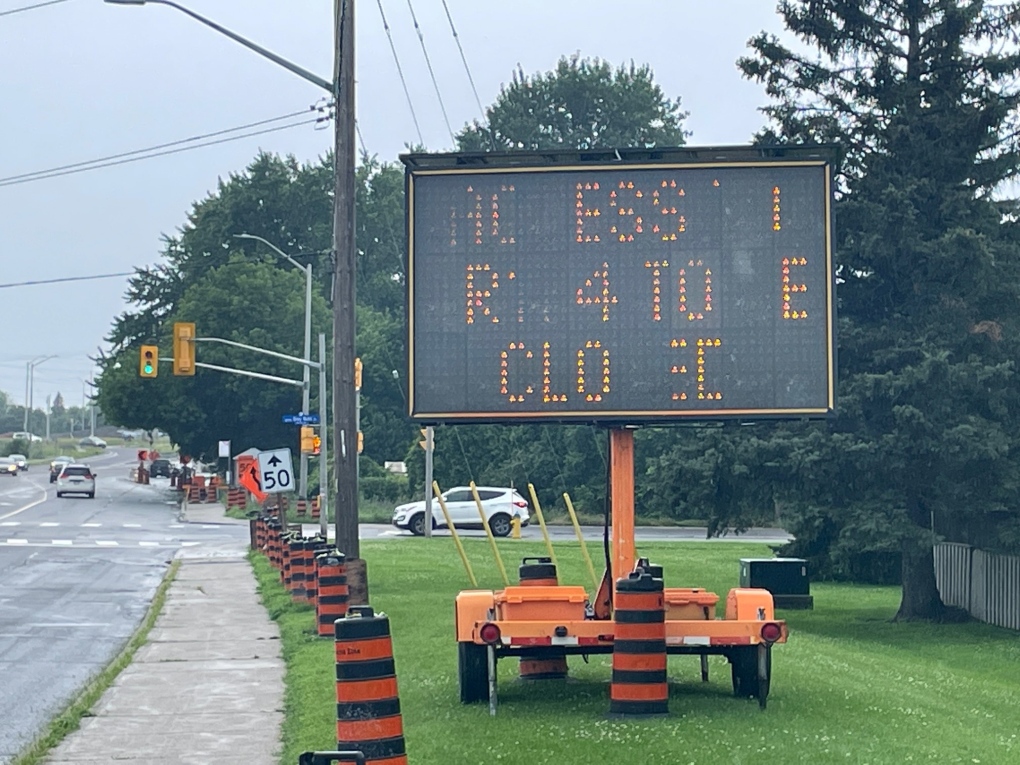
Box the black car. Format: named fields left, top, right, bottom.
left=149, top=458, right=172, bottom=478
left=50, top=456, right=74, bottom=483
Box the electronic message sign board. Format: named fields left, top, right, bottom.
left=404, top=147, right=835, bottom=424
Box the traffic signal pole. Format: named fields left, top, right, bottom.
left=424, top=426, right=434, bottom=538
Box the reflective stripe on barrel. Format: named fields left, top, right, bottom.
left=610, top=571, right=668, bottom=716
left=335, top=607, right=407, bottom=765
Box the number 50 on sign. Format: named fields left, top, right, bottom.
left=257, top=448, right=294, bottom=494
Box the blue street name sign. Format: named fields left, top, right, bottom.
left=282, top=413, right=320, bottom=425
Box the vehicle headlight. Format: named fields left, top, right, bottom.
left=394, top=512, right=406, bottom=521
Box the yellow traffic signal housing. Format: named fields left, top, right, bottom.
left=357, top=431, right=363, bottom=454
left=418, top=427, right=433, bottom=450
left=173, top=322, right=196, bottom=376
left=140, top=345, right=158, bottom=378
left=354, top=357, right=363, bottom=390
left=300, top=426, right=315, bottom=454
left=312, top=435, right=322, bottom=455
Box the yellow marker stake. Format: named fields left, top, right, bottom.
left=527, top=483, right=558, bottom=572
left=564, top=492, right=599, bottom=593
left=433, top=480, right=477, bottom=588
left=471, top=481, right=509, bottom=586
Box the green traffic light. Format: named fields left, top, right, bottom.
left=144, top=363, right=153, bottom=374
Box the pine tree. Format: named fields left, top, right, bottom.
left=740, top=0, right=1020, bottom=619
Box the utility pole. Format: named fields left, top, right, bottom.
left=332, top=0, right=365, bottom=602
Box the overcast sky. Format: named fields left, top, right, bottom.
left=0, top=0, right=786, bottom=417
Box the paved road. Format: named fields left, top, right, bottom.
left=307, top=522, right=793, bottom=545
left=0, top=449, right=247, bottom=765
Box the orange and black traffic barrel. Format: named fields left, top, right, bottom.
left=335, top=605, right=407, bottom=764
left=317, top=549, right=350, bottom=637
left=288, top=535, right=314, bottom=601
left=610, top=570, right=668, bottom=716
left=305, top=538, right=332, bottom=607
left=517, top=557, right=568, bottom=680
left=281, top=532, right=297, bottom=589
left=266, top=518, right=282, bottom=570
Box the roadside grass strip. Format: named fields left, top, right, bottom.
left=251, top=540, right=1020, bottom=765
left=11, top=560, right=180, bottom=765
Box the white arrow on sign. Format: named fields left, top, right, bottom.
left=257, top=448, right=294, bottom=494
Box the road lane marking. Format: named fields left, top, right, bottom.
left=40, top=522, right=59, bottom=527
left=52, top=539, right=73, bottom=545
left=6, top=539, right=27, bottom=545
left=82, top=523, right=101, bottom=527
left=95, top=540, right=119, bottom=546
left=123, top=523, right=142, bottom=528
left=0, top=486, right=49, bottom=521
left=0, top=521, right=21, bottom=526
left=139, top=541, right=159, bottom=547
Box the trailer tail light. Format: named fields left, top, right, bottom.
left=760, top=622, right=782, bottom=644
left=479, top=622, right=501, bottom=645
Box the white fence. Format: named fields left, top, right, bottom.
left=934, top=543, right=1020, bottom=631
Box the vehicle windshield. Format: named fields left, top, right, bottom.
left=62, top=466, right=92, bottom=477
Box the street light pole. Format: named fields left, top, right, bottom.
left=234, top=233, right=314, bottom=500
left=26, top=356, right=56, bottom=436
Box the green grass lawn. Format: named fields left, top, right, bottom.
left=253, top=540, right=1020, bottom=765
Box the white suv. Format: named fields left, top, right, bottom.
left=56, top=463, right=96, bottom=499
left=393, top=486, right=530, bottom=537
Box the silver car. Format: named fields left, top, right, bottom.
left=8, top=454, right=27, bottom=471
left=56, top=463, right=96, bottom=499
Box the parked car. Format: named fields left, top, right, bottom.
left=12, top=432, right=43, bottom=443
left=9, top=454, right=28, bottom=471
left=392, top=486, right=530, bottom=537
left=56, top=463, right=96, bottom=498
left=149, top=458, right=172, bottom=478
left=50, top=456, right=74, bottom=483
left=78, top=436, right=107, bottom=449
left=0, top=457, right=18, bottom=477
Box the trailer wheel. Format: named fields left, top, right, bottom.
left=458, top=641, right=488, bottom=704
left=730, top=647, right=757, bottom=699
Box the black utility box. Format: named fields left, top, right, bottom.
left=739, top=557, right=813, bottom=609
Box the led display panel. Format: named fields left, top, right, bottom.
left=404, top=151, right=835, bottom=423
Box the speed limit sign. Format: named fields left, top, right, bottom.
left=256, top=448, right=294, bottom=494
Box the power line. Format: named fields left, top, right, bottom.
left=440, top=0, right=486, bottom=125
left=0, top=108, right=322, bottom=187
left=375, top=0, right=424, bottom=145
left=0, top=0, right=68, bottom=18
left=405, top=0, right=455, bottom=144
left=0, top=116, right=323, bottom=188
left=0, top=272, right=134, bottom=289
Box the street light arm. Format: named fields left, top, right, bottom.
left=233, top=233, right=305, bottom=272
left=105, top=0, right=334, bottom=94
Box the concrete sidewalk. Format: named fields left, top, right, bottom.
left=45, top=505, right=283, bottom=764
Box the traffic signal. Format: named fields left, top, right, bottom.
left=354, top=357, right=363, bottom=390
left=312, top=435, right=322, bottom=455
left=300, top=426, right=315, bottom=454
left=418, top=427, right=433, bottom=450
left=173, top=322, right=196, bottom=376
left=140, top=345, right=158, bottom=378
left=357, top=431, right=363, bottom=454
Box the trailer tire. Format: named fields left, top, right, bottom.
left=730, top=647, right=757, bottom=699
left=458, top=641, right=488, bottom=704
